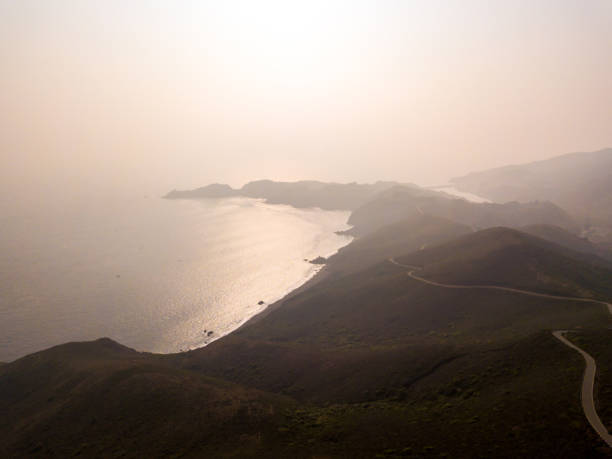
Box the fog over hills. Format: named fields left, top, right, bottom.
left=346, top=185, right=579, bottom=237
left=452, top=148, right=612, bottom=240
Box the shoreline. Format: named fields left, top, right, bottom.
left=197, top=221, right=353, bottom=348
left=235, top=262, right=335, bottom=331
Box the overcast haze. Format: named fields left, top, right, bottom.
left=1, top=0, right=611, bottom=202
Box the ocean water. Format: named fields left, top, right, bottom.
left=0, top=195, right=351, bottom=362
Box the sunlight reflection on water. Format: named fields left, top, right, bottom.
left=0, top=196, right=351, bottom=361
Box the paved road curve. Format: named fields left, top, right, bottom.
left=388, top=258, right=612, bottom=448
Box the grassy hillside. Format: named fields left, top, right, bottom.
left=522, top=224, right=612, bottom=260
left=190, top=331, right=607, bottom=458
left=0, top=338, right=295, bottom=458
left=2, top=333, right=607, bottom=457
left=397, top=227, right=612, bottom=300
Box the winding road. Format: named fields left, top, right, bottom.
left=388, top=258, right=612, bottom=448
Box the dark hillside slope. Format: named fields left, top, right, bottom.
left=397, top=227, right=612, bottom=299
left=0, top=338, right=293, bottom=458
left=347, top=186, right=578, bottom=237
left=521, top=224, right=612, bottom=260
left=2, top=331, right=607, bottom=457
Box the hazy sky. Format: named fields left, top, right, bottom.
left=1, top=0, right=611, bottom=199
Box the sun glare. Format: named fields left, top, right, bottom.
left=208, top=1, right=370, bottom=91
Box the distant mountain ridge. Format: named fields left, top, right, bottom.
left=521, top=224, right=612, bottom=261
left=166, top=180, right=579, bottom=240
left=165, top=180, right=417, bottom=211
left=346, top=185, right=578, bottom=237
left=451, top=148, right=612, bottom=232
